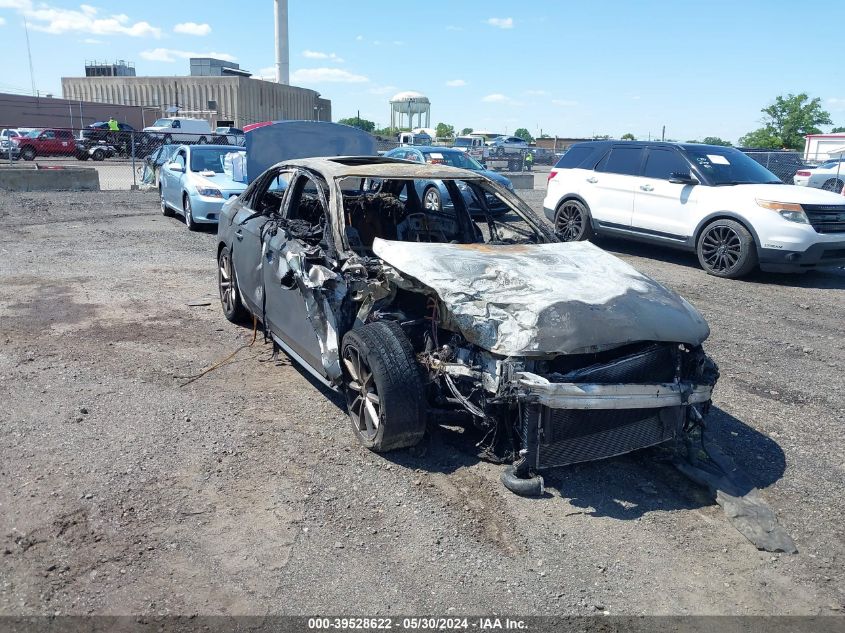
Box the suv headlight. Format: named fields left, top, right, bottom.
left=756, top=199, right=809, bottom=224
left=196, top=187, right=223, bottom=198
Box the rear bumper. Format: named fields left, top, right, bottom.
left=516, top=373, right=713, bottom=471
left=758, top=240, right=845, bottom=272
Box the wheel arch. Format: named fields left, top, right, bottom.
left=693, top=212, right=760, bottom=248
left=554, top=194, right=595, bottom=227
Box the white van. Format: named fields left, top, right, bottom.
left=143, top=118, right=212, bottom=143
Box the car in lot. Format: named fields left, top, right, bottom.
left=81, top=121, right=137, bottom=154
left=216, top=155, right=719, bottom=495
left=143, top=117, right=213, bottom=144
left=159, top=145, right=248, bottom=229
left=214, top=127, right=245, bottom=146
left=794, top=159, right=845, bottom=191
left=1, top=129, right=21, bottom=160
left=141, top=144, right=179, bottom=186
left=740, top=149, right=808, bottom=184
left=544, top=141, right=845, bottom=277
left=382, top=145, right=514, bottom=215
left=13, top=128, right=77, bottom=160
left=488, top=135, right=529, bottom=157
left=529, top=147, right=557, bottom=165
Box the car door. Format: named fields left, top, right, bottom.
left=228, top=169, right=293, bottom=315
left=632, top=147, right=700, bottom=239
left=162, top=149, right=187, bottom=208
left=38, top=130, right=57, bottom=154
left=587, top=145, right=644, bottom=227
left=262, top=172, right=333, bottom=376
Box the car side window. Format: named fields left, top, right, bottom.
left=245, top=168, right=293, bottom=215
left=41, top=131, right=55, bottom=139
left=172, top=120, right=181, bottom=129
left=643, top=149, right=690, bottom=180
left=596, top=146, right=644, bottom=176
left=174, top=152, right=186, bottom=169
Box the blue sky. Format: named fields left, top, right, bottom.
left=1, top=0, right=843, bottom=141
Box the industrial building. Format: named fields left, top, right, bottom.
left=62, top=58, right=331, bottom=129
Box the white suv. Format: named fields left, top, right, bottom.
left=543, top=141, right=845, bottom=278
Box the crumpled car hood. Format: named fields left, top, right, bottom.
left=372, top=239, right=710, bottom=357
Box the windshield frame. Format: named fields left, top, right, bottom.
left=189, top=147, right=244, bottom=174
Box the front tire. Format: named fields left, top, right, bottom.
left=218, top=246, right=249, bottom=324
left=423, top=186, right=442, bottom=212
left=554, top=199, right=594, bottom=241
left=183, top=195, right=198, bottom=231
left=91, top=148, right=105, bottom=161
left=822, top=178, right=844, bottom=192
left=341, top=321, right=426, bottom=452
left=696, top=219, right=758, bottom=278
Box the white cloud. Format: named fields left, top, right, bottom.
left=525, top=89, right=547, bottom=96
left=302, top=49, right=344, bottom=63
left=256, top=66, right=276, bottom=81
left=355, top=34, right=363, bottom=41
left=140, top=48, right=236, bottom=63
left=173, top=21, right=211, bottom=36
left=445, top=25, right=463, bottom=31
left=552, top=99, right=578, bottom=107
left=290, top=67, right=368, bottom=84
left=482, top=93, right=509, bottom=103
left=0, top=16, right=5, bottom=25
left=368, top=84, right=397, bottom=95
left=486, top=17, right=514, bottom=29
left=446, top=79, right=466, bottom=87
left=1, top=1, right=162, bottom=37
left=82, top=37, right=102, bottom=44
left=825, top=97, right=845, bottom=111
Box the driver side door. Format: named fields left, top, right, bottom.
left=161, top=149, right=186, bottom=209
left=262, top=172, right=334, bottom=377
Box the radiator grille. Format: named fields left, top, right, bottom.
left=527, top=405, right=682, bottom=469
left=802, top=204, right=845, bottom=234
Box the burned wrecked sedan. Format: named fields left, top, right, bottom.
left=216, top=156, right=719, bottom=495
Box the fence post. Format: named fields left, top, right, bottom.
left=130, top=131, right=138, bottom=190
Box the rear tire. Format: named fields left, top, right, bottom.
left=21, top=147, right=35, bottom=161
left=423, top=186, right=442, bottom=212
left=218, top=246, right=249, bottom=324
left=822, top=178, right=844, bottom=192
left=554, top=199, right=594, bottom=241
left=696, top=219, right=757, bottom=278
left=160, top=186, right=173, bottom=217
left=341, top=321, right=426, bottom=452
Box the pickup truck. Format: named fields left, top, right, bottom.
left=452, top=135, right=489, bottom=163
left=14, top=128, right=78, bottom=160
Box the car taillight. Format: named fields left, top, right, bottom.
left=547, top=169, right=558, bottom=184
left=796, top=171, right=811, bottom=177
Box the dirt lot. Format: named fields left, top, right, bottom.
left=1, top=190, right=843, bottom=616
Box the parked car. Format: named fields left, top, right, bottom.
left=488, top=135, right=529, bottom=157
left=740, top=149, right=808, bottom=184
left=544, top=141, right=845, bottom=277
left=793, top=159, right=845, bottom=191
left=383, top=145, right=514, bottom=215
left=216, top=155, right=719, bottom=495
left=143, top=117, right=212, bottom=144
left=214, top=127, right=245, bottom=146
left=74, top=138, right=116, bottom=161
left=1, top=129, right=21, bottom=160
left=81, top=121, right=137, bottom=155
left=13, top=128, right=78, bottom=160
left=529, top=147, right=557, bottom=165
left=159, top=145, right=248, bottom=229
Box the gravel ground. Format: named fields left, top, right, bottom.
left=0, top=190, right=843, bottom=617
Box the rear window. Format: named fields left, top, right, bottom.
left=596, top=146, right=644, bottom=176
left=554, top=146, right=594, bottom=169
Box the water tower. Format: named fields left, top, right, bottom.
left=389, top=91, right=430, bottom=130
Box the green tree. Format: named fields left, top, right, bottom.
left=514, top=127, right=534, bottom=143
left=460, top=127, right=474, bottom=135
left=592, top=134, right=610, bottom=140
left=740, top=93, right=832, bottom=150
left=832, top=126, right=845, bottom=133
left=338, top=116, right=375, bottom=133
left=374, top=126, right=400, bottom=138
left=620, top=133, right=635, bottom=140
left=435, top=122, right=455, bottom=139
left=737, top=128, right=783, bottom=149
left=689, top=136, right=733, bottom=146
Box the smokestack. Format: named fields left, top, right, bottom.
left=274, top=0, right=289, bottom=85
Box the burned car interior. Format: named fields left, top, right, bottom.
left=216, top=155, right=795, bottom=552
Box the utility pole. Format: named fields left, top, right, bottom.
left=24, top=18, right=36, bottom=96
left=662, top=125, right=666, bottom=141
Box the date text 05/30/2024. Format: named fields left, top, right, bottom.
left=307, top=617, right=528, bottom=630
